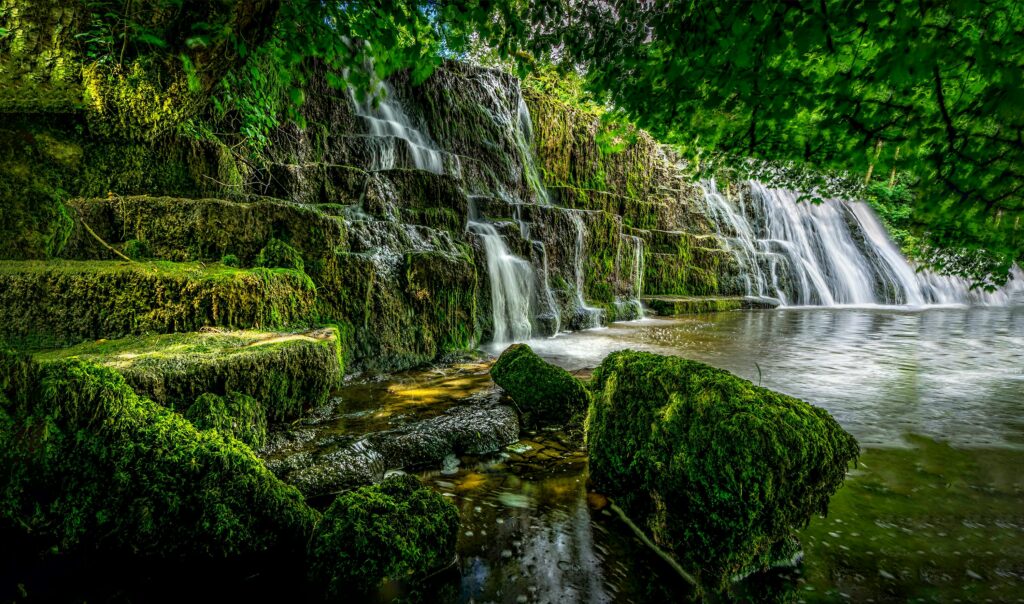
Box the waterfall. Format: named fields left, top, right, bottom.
left=350, top=75, right=445, bottom=174
left=468, top=219, right=535, bottom=343
left=702, top=180, right=1024, bottom=307
left=568, top=210, right=604, bottom=328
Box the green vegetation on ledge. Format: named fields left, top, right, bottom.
left=587, top=350, right=859, bottom=592
left=0, top=260, right=316, bottom=349
left=0, top=350, right=318, bottom=557
left=35, top=329, right=343, bottom=423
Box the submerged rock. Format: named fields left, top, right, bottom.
left=270, top=402, right=519, bottom=497
left=307, top=474, right=459, bottom=597
left=587, top=350, right=859, bottom=590
left=490, top=343, right=590, bottom=428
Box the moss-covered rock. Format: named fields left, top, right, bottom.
left=490, top=344, right=590, bottom=428
left=35, top=329, right=343, bottom=423
left=185, top=391, right=268, bottom=450
left=0, top=260, right=316, bottom=349
left=307, top=474, right=459, bottom=597
left=257, top=238, right=305, bottom=272
left=0, top=350, right=318, bottom=558
left=587, top=350, right=859, bottom=591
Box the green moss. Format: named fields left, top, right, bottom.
left=587, top=350, right=859, bottom=592
left=221, top=253, right=240, bottom=267
left=257, top=238, right=305, bottom=273
left=35, top=328, right=343, bottom=423
left=490, top=343, right=590, bottom=428
left=0, top=260, right=317, bottom=349
left=307, top=474, right=459, bottom=597
left=644, top=296, right=746, bottom=315
left=0, top=349, right=319, bottom=557
left=185, top=391, right=267, bottom=450
left=123, top=238, right=151, bottom=260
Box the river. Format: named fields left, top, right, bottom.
left=411, top=306, right=1024, bottom=602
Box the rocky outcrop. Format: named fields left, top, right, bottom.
left=587, top=350, right=859, bottom=591
left=490, top=343, right=590, bottom=428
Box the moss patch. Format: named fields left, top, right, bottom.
left=185, top=391, right=268, bottom=450
left=587, top=350, right=859, bottom=591
left=0, top=350, right=318, bottom=557
left=490, top=343, right=590, bottom=428
left=35, top=329, right=343, bottom=423
left=307, top=474, right=459, bottom=598
left=0, top=260, right=317, bottom=349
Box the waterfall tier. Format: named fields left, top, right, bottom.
left=702, top=181, right=1023, bottom=307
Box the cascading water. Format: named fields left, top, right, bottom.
left=469, top=220, right=536, bottom=343
left=702, top=180, right=1024, bottom=306
left=349, top=74, right=445, bottom=174
left=567, top=210, right=604, bottom=328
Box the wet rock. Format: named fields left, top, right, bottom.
left=490, top=343, right=590, bottom=428
left=269, top=402, right=519, bottom=497
left=587, top=350, right=859, bottom=591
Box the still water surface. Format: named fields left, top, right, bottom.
left=423, top=307, right=1024, bottom=602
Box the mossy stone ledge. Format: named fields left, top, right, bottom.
left=35, top=329, right=343, bottom=423
left=490, top=343, right=591, bottom=428
left=307, top=474, right=460, bottom=598
left=586, top=350, right=859, bottom=591
left=0, top=260, right=317, bottom=349
left=0, top=350, right=318, bottom=558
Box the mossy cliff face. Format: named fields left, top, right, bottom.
left=0, top=350, right=317, bottom=557
left=587, top=350, right=859, bottom=591
left=2, top=22, right=748, bottom=372
left=490, top=344, right=590, bottom=428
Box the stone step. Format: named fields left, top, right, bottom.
left=0, top=260, right=317, bottom=349
left=643, top=295, right=779, bottom=316
left=62, top=195, right=347, bottom=265
left=34, top=328, right=343, bottom=424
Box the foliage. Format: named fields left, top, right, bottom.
left=587, top=350, right=859, bottom=592
left=0, top=349, right=318, bottom=557
left=221, top=253, right=240, bottom=267
left=186, top=391, right=268, bottom=450
left=483, top=0, right=1024, bottom=285
left=306, top=474, right=459, bottom=597
left=490, top=343, right=590, bottom=428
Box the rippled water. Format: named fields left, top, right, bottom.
left=450, top=307, right=1024, bottom=602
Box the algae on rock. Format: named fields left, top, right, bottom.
left=0, top=350, right=318, bottom=558
left=587, top=350, right=859, bottom=591
left=307, top=474, right=459, bottom=597
left=35, top=329, right=343, bottom=423
left=490, top=343, right=590, bottom=428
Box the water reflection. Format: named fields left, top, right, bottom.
left=525, top=307, right=1024, bottom=448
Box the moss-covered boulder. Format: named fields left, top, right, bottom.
left=307, top=474, right=459, bottom=597
left=490, top=344, right=590, bottom=427
left=0, top=350, right=318, bottom=557
left=587, top=350, right=859, bottom=590
left=186, top=391, right=268, bottom=450
left=0, top=260, right=316, bottom=349
left=35, top=329, right=343, bottom=423
left=257, top=238, right=305, bottom=272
